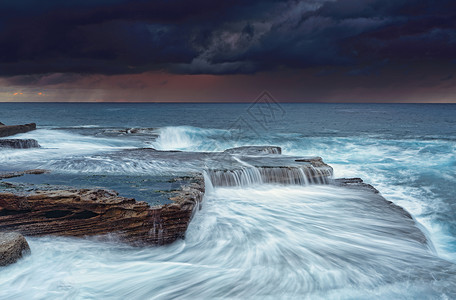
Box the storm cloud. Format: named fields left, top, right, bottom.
left=1, top=0, right=455, bottom=77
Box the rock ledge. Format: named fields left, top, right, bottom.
left=0, top=123, right=36, bottom=138
left=0, top=176, right=204, bottom=246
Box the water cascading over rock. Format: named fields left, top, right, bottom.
left=205, top=157, right=333, bottom=187
left=0, top=139, right=40, bottom=149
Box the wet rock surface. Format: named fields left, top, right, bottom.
left=0, top=123, right=36, bottom=138
left=0, top=232, right=30, bottom=266
left=224, top=146, right=282, bottom=155
left=0, top=176, right=204, bottom=246
left=331, top=177, right=427, bottom=245
left=0, top=148, right=333, bottom=245
left=332, top=177, right=380, bottom=193
left=0, top=139, right=40, bottom=149
left=0, top=146, right=428, bottom=249
left=99, top=148, right=334, bottom=185
left=0, top=169, right=49, bottom=180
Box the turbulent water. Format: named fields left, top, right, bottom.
left=1, top=103, right=455, bottom=299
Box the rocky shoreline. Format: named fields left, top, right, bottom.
left=0, top=175, right=204, bottom=247
left=0, top=143, right=428, bottom=267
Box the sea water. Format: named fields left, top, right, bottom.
left=0, top=103, right=455, bottom=299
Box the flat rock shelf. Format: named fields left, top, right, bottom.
left=0, top=146, right=429, bottom=255
left=0, top=123, right=36, bottom=138
left=0, top=176, right=204, bottom=246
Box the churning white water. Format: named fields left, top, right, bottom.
left=0, top=110, right=455, bottom=299
left=1, top=185, right=455, bottom=299
left=0, top=129, right=138, bottom=171
left=152, top=126, right=225, bottom=151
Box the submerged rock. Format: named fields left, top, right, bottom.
left=224, top=146, right=282, bottom=155
left=331, top=177, right=428, bottom=246
left=0, top=169, right=49, bottom=180
left=0, top=232, right=30, bottom=266
left=0, top=123, right=36, bottom=138
left=0, top=139, right=40, bottom=149
left=0, top=176, right=204, bottom=246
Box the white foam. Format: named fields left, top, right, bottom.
left=1, top=185, right=454, bottom=299
left=0, top=129, right=140, bottom=170
left=282, top=136, right=456, bottom=263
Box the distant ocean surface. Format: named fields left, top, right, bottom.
left=1, top=103, right=455, bottom=299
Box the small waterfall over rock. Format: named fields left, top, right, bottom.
left=0, top=139, right=40, bottom=149
left=205, top=165, right=333, bottom=187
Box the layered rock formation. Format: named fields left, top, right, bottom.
left=0, top=232, right=30, bottom=266
left=224, top=146, right=282, bottom=155
left=0, top=123, right=36, bottom=138
left=0, top=169, right=48, bottom=180
left=0, top=139, right=40, bottom=149
left=0, top=147, right=423, bottom=251
left=0, top=146, right=333, bottom=245
left=0, top=177, right=204, bottom=245
left=206, top=156, right=333, bottom=187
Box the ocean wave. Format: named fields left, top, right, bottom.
left=151, top=126, right=228, bottom=151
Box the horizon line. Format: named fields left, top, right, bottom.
left=1, top=101, right=456, bottom=104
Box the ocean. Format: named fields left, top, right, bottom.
left=0, top=102, right=455, bottom=299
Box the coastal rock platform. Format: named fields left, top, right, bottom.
left=0, top=123, right=36, bottom=138
left=0, top=176, right=204, bottom=246
left=0, top=145, right=428, bottom=250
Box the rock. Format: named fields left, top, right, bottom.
left=0, top=169, right=49, bottom=180
left=0, top=232, right=30, bottom=266
left=206, top=156, right=333, bottom=187
left=206, top=165, right=333, bottom=187
left=332, top=178, right=380, bottom=194
left=224, top=146, right=282, bottom=155
left=0, top=139, right=40, bottom=149
left=331, top=178, right=419, bottom=232
left=0, top=176, right=204, bottom=246
left=295, top=157, right=329, bottom=168
left=0, top=123, right=36, bottom=138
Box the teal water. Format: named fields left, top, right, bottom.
left=0, top=103, right=455, bottom=299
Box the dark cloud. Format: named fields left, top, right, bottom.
left=0, top=0, right=455, bottom=77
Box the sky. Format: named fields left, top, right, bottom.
left=0, top=0, right=455, bottom=102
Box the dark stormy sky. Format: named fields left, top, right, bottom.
left=1, top=0, right=455, bottom=102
